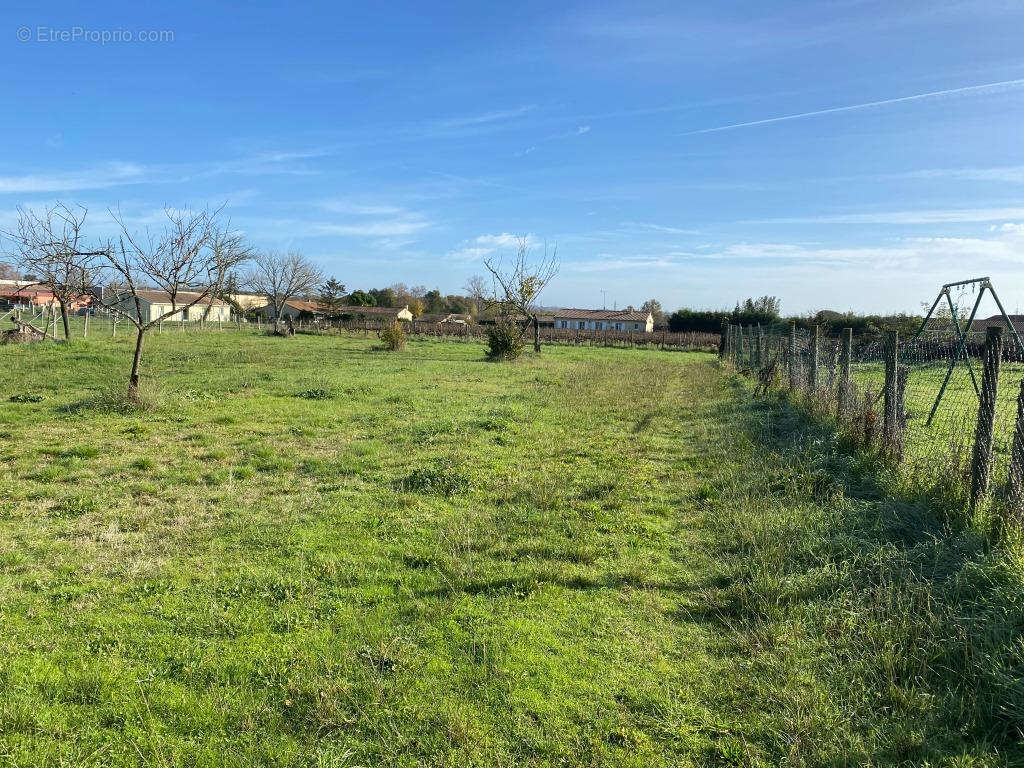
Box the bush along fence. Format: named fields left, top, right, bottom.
left=721, top=319, right=1024, bottom=519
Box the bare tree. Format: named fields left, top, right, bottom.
left=92, top=206, right=250, bottom=397
left=483, top=236, right=558, bottom=353
left=463, top=274, right=488, bottom=301
left=5, top=203, right=106, bottom=342
left=247, top=250, right=323, bottom=334
left=0, top=261, right=19, bottom=280
left=201, top=226, right=253, bottom=321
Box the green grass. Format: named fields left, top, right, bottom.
left=848, top=358, right=1024, bottom=497
left=0, top=328, right=1022, bottom=766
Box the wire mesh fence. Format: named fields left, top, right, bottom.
left=722, top=321, right=1024, bottom=516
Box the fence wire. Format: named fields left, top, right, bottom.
left=723, top=322, right=1024, bottom=510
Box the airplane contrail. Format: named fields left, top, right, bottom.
left=683, top=78, right=1024, bottom=135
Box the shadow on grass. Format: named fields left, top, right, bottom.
left=708, top=368, right=1024, bottom=764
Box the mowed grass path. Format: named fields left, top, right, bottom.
left=0, top=330, right=1021, bottom=766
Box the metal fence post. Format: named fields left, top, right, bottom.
left=808, top=325, right=820, bottom=392
left=882, top=331, right=899, bottom=455
left=894, top=364, right=909, bottom=462
left=971, top=326, right=1003, bottom=509
left=1006, top=379, right=1024, bottom=520
left=788, top=321, right=798, bottom=390
left=838, top=327, right=853, bottom=419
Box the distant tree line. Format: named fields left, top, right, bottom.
left=311, top=281, right=486, bottom=318
left=667, top=296, right=923, bottom=338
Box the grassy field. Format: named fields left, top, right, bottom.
left=1, top=328, right=1022, bottom=766
left=848, top=358, right=1024, bottom=492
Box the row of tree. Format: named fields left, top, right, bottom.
left=666, top=296, right=925, bottom=337
left=0, top=203, right=339, bottom=397
left=2, top=205, right=565, bottom=392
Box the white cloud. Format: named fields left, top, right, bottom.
left=309, top=199, right=431, bottom=238
left=318, top=200, right=405, bottom=216
left=619, top=221, right=699, bottom=235
left=447, top=232, right=539, bottom=262
left=311, top=216, right=430, bottom=237
left=0, top=162, right=145, bottom=193
left=431, top=105, right=536, bottom=130
left=576, top=125, right=591, bottom=135
left=751, top=207, right=1024, bottom=225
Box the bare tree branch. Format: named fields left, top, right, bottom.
left=247, top=250, right=324, bottom=334
left=2, top=202, right=106, bottom=342
left=88, top=205, right=250, bottom=395
left=482, top=236, right=558, bottom=353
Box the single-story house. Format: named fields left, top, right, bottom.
left=255, top=299, right=330, bottom=321
left=336, top=305, right=414, bottom=322
left=551, top=308, right=654, bottom=333
left=112, top=290, right=231, bottom=323
left=228, top=292, right=269, bottom=311
left=477, top=310, right=555, bottom=327
left=970, top=314, right=1024, bottom=335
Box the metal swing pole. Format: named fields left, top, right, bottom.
left=926, top=284, right=986, bottom=425
left=985, top=280, right=1024, bottom=356
left=945, top=290, right=980, bottom=396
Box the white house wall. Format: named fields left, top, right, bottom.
left=554, top=318, right=652, bottom=332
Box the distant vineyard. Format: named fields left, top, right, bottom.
left=322, top=319, right=719, bottom=352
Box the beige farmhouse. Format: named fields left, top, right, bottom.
left=112, top=290, right=231, bottom=323
left=552, top=308, right=654, bottom=333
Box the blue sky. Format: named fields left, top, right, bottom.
left=2, top=0, right=1024, bottom=314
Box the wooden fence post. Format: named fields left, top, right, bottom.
left=838, top=327, right=853, bottom=418
left=755, top=324, right=763, bottom=369
left=788, top=321, right=798, bottom=390
left=808, top=325, right=820, bottom=392
left=1006, top=379, right=1024, bottom=521
left=971, top=326, right=1003, bottom=509
left=719, top=319, right=728, bottom=359
left=882, top=331, right=899, bottom=455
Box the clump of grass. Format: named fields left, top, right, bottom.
left=9, top=393, right=44, bottom=403
left=296, top=388, right=332, bottom=400
left=296, top=380, right=335, bottom=401
left=62, top=445, right=102, bottom=460
left=89, top=382, right=164, bottom=414
left=400, top=458, right=472, bottom=496
left=53, top=495, right=100, bottom=518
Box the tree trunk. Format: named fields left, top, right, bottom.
left=129, top=327, right=145, bottom=397
left=59, top=300, right=71, bottom=343
left=533, top=314, right=541, bottom=353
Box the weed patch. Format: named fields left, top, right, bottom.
left=399, top=458, right=472, bottom=496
